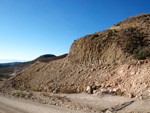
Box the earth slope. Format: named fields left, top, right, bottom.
left=67, top=13, right=150, bottom=64
left=2, top=13, right=150, bottom=98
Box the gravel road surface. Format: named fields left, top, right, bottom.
left=0, top=94, right=88, bottom=113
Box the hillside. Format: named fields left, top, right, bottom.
left=2, top=13, right=150, bottom=99
left=0, top=54, right=56, bottom=79
left=67, top=13, right=150, bottom=64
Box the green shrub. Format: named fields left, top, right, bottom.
left=27, top=92, right=33, bottom=98
left=0, top=75, right=10, bottom=79
left=134, top=47, right=150, bottom=60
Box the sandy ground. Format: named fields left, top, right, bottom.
left=0, top=94, right=89, bottom=113
left=60, top=93, right=135, bottom=110
left=0, top=90, right=150, bottom=113
left=118, top=98, right=150, bottom=113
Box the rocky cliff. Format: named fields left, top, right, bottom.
left=67, top=13, right=150, bottom=65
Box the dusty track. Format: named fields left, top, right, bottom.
left=0, top=94, right=88, bottom=113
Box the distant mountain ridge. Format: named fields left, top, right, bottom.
left=0, top=54, right=56, bottom=79
left=0, top=62, right=22, bottom=66
left=33, top=54, right=56, bottom=62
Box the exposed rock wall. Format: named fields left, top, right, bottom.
left=67, top=13, right=150, bottom=65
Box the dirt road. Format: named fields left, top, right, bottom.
left=0, top=94, right=89, bottom=113
left=0, top=90, right=150, bottom=113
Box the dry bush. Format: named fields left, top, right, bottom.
left=27, top=92, right=33, bottom=98
left=42, top=93, right=66, bottom=100
left=13, top=91, right=26, bottom=98
left=31, top=86, right=41, bottom=92
left=59, top=87, right=78, bottom=94
left=112, top=89, right=124, bottom=96
left=133, top=47, right=150, bottom=60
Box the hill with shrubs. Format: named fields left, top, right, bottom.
left=0, top=54, right=56, bottom=80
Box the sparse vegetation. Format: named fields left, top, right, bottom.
left=59, top=87, right=78, bottom=94
left=115, top=22, right=121, bottom=26
left=133, top=47, right=150, bottom=60
left=31, top=86, right=41, bottom=92
left=93, top=34, right=99, bottom=37
left=123, top=28, right=150, bottom=60
left=115, top=89, right=124, bottom=96
left=0, top=75, right=10, bottom=79
left=27, top=92, right=33, bottom=98
left=18, top=86, right=27, bottom=91
left=13, top=91, right=26, bottom=98
left=12, top=91, right=33, bottom=99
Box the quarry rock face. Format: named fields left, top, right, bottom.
left=67, top=13, right=150, bottom=65
left=67, top=30, right=131, bottom=65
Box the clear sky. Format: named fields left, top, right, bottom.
left=0, top=0, right=150, bottom=63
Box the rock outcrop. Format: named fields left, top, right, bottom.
left=67, top=13, right=150, bottom=65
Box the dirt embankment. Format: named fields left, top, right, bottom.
left=67, top=13, right=150, bottom=65
left=2, top=59, right=150, bottom=99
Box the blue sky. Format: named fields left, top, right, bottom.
left=0, top=0, right=150, bottom=63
